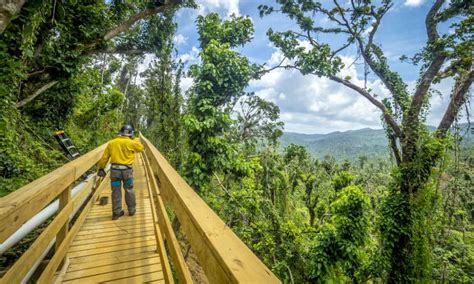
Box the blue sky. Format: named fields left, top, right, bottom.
left=168, top=0, right=470, bottom=134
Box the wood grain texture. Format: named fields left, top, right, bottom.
left=59, top=154, right=166, bottom=284
left=142, top=151, right=193, bottom=283
left=0, top=143, right=107, bottom=243
left=141, top=134, right=281, bottom=284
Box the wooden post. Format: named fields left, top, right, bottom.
left=55, top=185, right=71, bottom=268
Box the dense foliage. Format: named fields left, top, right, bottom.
left=0, top=0, right=472, bottom=283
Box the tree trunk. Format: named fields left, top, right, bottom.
left=309, top=208, right=315, bottom=227
left=0, top=0, right=26, bottom=33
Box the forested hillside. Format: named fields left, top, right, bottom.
left=281, top=123, right=473, bottom=160
left=0, top=0, right=472, bottom=283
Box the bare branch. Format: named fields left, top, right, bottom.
left=331, top=40, right=352, bottom=59
left=389, top=134, right=402, bottom=166
left=367, top=3, right=392, bottom=49
left=408, top=0, right=446, bottom=122
left=16, top=81, right=58, bottom=108
left=426, top=0, right=445, bottom=44
left=82, top=0, right=179, bottom=51
left=259, top=64, right=402, bottom=137
left=327, top=73, right=402, bottom=137
left=256, top=57, right=287, bottom=76
left=437, top=70, right=473, bottom=136
left=103, top=1, right=177, bottom=41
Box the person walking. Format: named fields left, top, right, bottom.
left=97, top=125, right=144, bottom=220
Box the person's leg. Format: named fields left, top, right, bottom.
left=123, top=168, right=136, bottom=215
left=110, top=170, right=123, bottom=217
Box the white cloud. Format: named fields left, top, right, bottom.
left=173, top=34, right=187, bottom=46
left=404, top=0, right=424, bottom=7
left=177, top=46, right=200, bottom=64
left=251, top=51, right=389, bottom=133
left=180, top=77, right=194, bottom=94
left=197, top=0, right=240, bottom=16
left=251, top=50, right=471, bottom=134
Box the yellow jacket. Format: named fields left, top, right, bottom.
left=97, top=136, right=144, bottom=169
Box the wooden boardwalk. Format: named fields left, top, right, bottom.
left=0, top=135, right=280, bottom=284
left=61, top=156, right=165, bottom=283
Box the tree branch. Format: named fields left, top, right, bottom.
left=353, top=3, right=407, bottom=112
left=328, top=73, right=402, bottom=137
left=85, top=48, right=149, bottom=56
left=82, top=0, right=179, bottom=52
left=389, top=134, right=402, bottom=166
left=426, top=0, right=445, bottom=44
left=437, top=70, right=473, bottom=136
left=16, top=81, right=58, bottom=108
left=103, top=1, right=177, bottom=41
left=260, top=64, right=402, bottom=137
left=408, top=0, right=446, bottom=120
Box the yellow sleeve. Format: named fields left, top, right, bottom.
left=132, top=140, right=144, bottom=153
left=97, top=144, right=110, bottom=169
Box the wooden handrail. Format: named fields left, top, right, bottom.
left=0, top=142, right=108, bottom=283
left=0, top=143, right=107, bottom=243
left=141, top=151, right=193, bottom=283
left=140, top=134, right=281, bottom=284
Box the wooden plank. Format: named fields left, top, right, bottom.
left=87, top=206, right=151, bottom=215
left=142, top=151, right=193, bottom=284
left=141, top=134, right=281, bottom=284
left=82, top=214, right=152, bottom=226
left=63, top=256, right=161, bottom=281
left=81, top=218, right=154, bottom=230
left=68, top=235, right=156, bottom=253
left=71, top=231, right=156, bottom=246
left=84, top=211, right=149, bottom=219
left=0, top=201, right=74, bottom=283
left=52, top=256, right=70, bottom=284
left=75, top=222, right=153, bottom=236
left=71, top=177, right=96, bottom=210
left=85, top=211, right=150, bottom=220
left=71, top=246, right=156, bottom=264
left=67, top=251, right=158, bottom=272
left=86, top=207, right=150, bottom=216
left=62, top=264, right=163, bottom=284
left=73, top=227, right=154, bottom=241
left=86, top=205, right=151, bottom=215
left=104, top=272, right=165, bottom=283
left=141, top=154, right=174, bottom=284
left=68, top=237, right=157, bottom=259
left=36, top=175, right=109, bottom=284
left=0, top=143, right=107, bottom=243
left=56, top=186, right=72, bottom=268
left=68, top=244, right=157, bottom=263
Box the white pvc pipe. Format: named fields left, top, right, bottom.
left=21, top=174, right=99, bottom=283
left=0, top=174, right=95, bottom=254
left=21, top=238, right=55, bottom=284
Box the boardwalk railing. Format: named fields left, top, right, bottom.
left=0, top=135, right=280, bottom=283
left=141, top=135, right=281, bottom=284
left=0, top=144, right=108, bottom=283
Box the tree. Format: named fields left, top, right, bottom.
left=259, top=0, right=472, bottom=281
left=184, top=13, right=256, bottom=189
left=142, top=12, right=185, bottom=167
left=0, top=0, right=189, bottom=191
left=236, top=95, right=284, bottom=148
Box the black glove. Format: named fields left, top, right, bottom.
left=98, top=169, right=106, bottom=177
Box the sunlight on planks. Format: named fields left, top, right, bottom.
left=61, top=156, right=167, bottom=284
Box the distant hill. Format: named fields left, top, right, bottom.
left=280, top=123, right=473, bottom=161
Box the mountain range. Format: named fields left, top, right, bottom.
left=280, top=123, right=473, bottom=161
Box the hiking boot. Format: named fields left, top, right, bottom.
left=129, top=209, right=136, bottom=216
left=112, top=210, right=124, bottom=220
